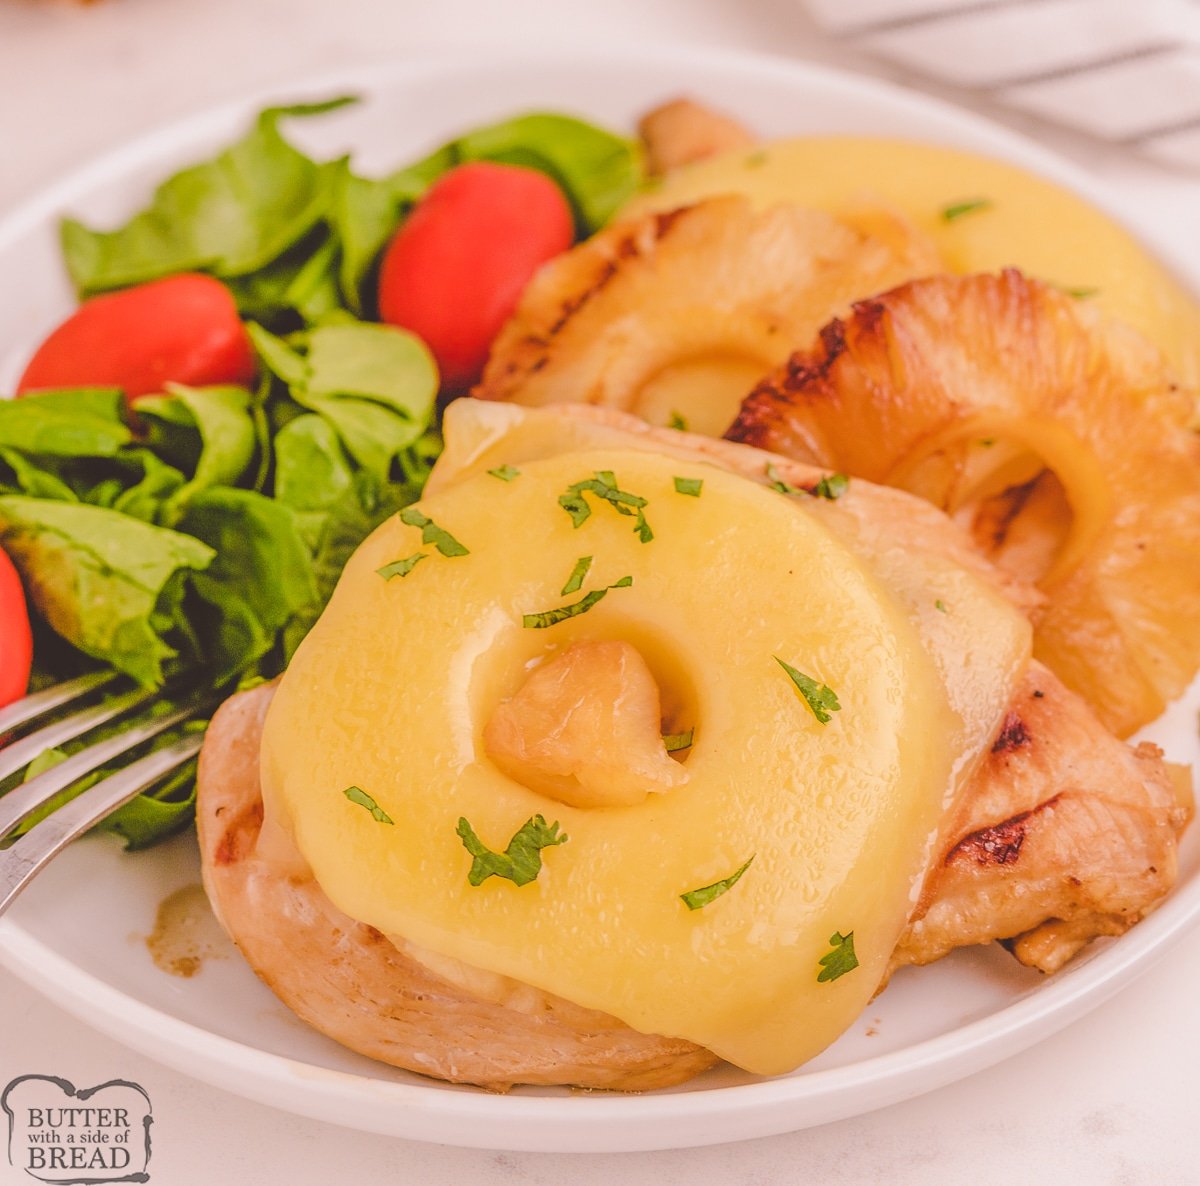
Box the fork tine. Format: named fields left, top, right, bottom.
left=0, top=731, right=205, bottom=918
left=0, top=683, right=157, bottom=784
left=0, top=689, right=215, bottom=840
left=0, top=670, right=120, bottom=736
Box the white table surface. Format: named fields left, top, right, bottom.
left=2, top=2, right=1199, bottom=1183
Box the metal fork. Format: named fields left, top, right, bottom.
left=0, top=672, right=216, bottom=918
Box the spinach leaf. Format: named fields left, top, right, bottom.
left=0, top=495, right=214, bottom=685
left=170, top=384, right=257, bottom=492
left=330, top=147, right=456, bottom=312
left=61, top=98, right=357, bottom=294
left=108, top=451, right=187, bottom=522
left=0, top=449, right=78, bottom=501
left=136, top=384, right=257, bottom=517
left=175, top=487, right=318, bottom=680
left=452, top=112, right=642, bottom=234
left=101, top=755, right=200, bottom=850
left=0, top=387, right=130, bottom=457
left=106, top=384, right=256, bottom=525
left=273, top=414, right=355, bottom=547
left=249, top=320, right=437, bottom=479
left=245, top=321, right=308, bottom=387
left=224, top=226, right=343, bottom=327
left=279, top=454, right=428, bottom=661
left=306, top=322, right=437, bottom=421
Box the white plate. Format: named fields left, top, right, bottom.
left=0, top=47, right=1197, bottom=1155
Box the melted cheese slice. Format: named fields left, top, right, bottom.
left=623, top=137, right=1200, bottom=388
left=261, top=403, right=1030, bottom=1074
left=430, top=400, right=1033, bottom=812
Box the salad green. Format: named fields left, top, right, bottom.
left=0, top=96, right=643, bottom=848
left=64, top=100, right=642, bottom=320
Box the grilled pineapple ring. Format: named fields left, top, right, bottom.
left=261, top=448, right=961, bottom=1075
left=730, top=270, right=1200, bottom=737
left=474, top=195, right=940, bottom=436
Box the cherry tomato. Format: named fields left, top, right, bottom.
left=378, top=161, right=574, bottom=390
left=0, top=546, right=32, bottom=708
left=17, top=273, right=257, bottom=401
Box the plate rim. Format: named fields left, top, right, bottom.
left=3, top=861, right=1198, bottom=1152
left=0, top=43, right=1196, bottom=1153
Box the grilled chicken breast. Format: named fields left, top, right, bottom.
left=637, top=97, right=757, bottom=176
left=896, top=660, right=1190, bottom=975
left=197, top=681, right=716, bottom=1092
left=197, top=404, right=1189, bottom=1087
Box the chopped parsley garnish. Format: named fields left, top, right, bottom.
left=935, top=598, right=949, bottom=614
left=813, top=472, right=849, bottom=500
left=775, top=656, right=842, bottom=724
left=1062, top=285, right=1099, bottom=300
left=559, top=491, right=591, bottom=527
left=399, top=505, right=469, bottom=557
left=673, top=476, right=703, bottom=497
left=523, top=576, right=633, bottom=629
left=978, top=438, right=996, bottom=447
left=456, top=815, right=567, bottom=887
left=817, top=930, right=859, bottom=982
left=558, top=471, right=653, bottom=542
left=343, top=786, right=394, bottom=825
left=745, top=150, right=769, bottom=168
left=680, top=856, right=754, bottom=911
left=941, top=198, right=992, bottom=222
left=488, top=464, right=521, bottom=482
left=663, top=728, right=694, bottom=753
left=377, top=553, right=427, bottom=580
left=766, top=462, right=806, bottom=496
left=561, top=555, right=593, bottom=596
left=765, top=463, right=847, bottom=501
left=668, top=411, right=689, bottom=431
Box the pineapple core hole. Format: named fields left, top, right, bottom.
left=891, top=429, right=1088, bottom=589
left=483, top=638, right=693, bottom=810
left=959, top=470, right=1073, bottom=586
left=634, top=353, right=771, bottom=437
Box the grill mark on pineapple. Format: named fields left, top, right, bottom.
left=726, top=319, right=850, bottom=447
left=548, top=258, right=621, bottom=335
left=615, top=234, right=641, bottom=260
left=971, top=478, right=1039, bottom=555
left=724, top=380, right=782, bottom=447
left=652, top=207, right=690, bottom=239
left=849, top=296, right=887, bottom=334
left=781, top=320, right=849, bottom=392
left=543, top=208, right=691, bottom=340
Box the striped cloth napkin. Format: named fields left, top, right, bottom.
left=805, top=0, right=1200, bottom=169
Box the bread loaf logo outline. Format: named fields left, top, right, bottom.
left=1, top=1076, right=152, bottom=1185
